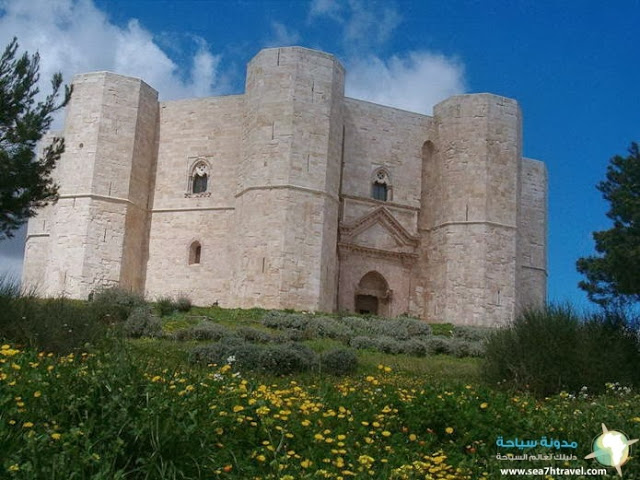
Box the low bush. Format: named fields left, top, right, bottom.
left=425, top=336, right=455, bottom=355
left=262, top=311, right=432, bottom=345
left=452, top=325, right=490, bottom=342
left=483, top=305, right=640, bottom=395
left=91, top=286, right=146, bottom=323
left=449, top=338, right=485, bottom=358
left=124, top=306, right=161, bottom=338
left=261, top=311, right=309, bottom=330
left=189, top=343, right=233, bottom=365
left=235, top=326, right=277, bottom=343
left=156, top=296, right=176, bottom=317
left=259, top=343, right=316, bottom=374
left=321, top=348, right=358, bottom=375
left=175, top=296, right=192, bottom=312
left=305, top=316, right=353, bottom=341
left=401, top=338, right=429, bottom=357
left=173, top=322, right=228, bottom=341
left=191, top=341, right=317, bottom=375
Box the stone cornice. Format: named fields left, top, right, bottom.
left=338, top=242, right=418, bottom=261
left=419, top=220, right=517, bottom=232
left=25, top=233, right=50, bottom=240
left=341, top=194, right=420, bottom=212
left=152, top=206, right=235, bottom=213
left=235, top=184, right=339, bottom=202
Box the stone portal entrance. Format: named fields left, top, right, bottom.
left=354, top=271, right=391, bottom=317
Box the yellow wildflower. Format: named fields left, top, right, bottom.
left=33, top=391, right=42, bottom=398
left=232, top=405, right=244, bottom=413
left=51, top=433, right=62, bottom=440
left=445, top=427, right=454, bottom=434
left=23, top=422, right=34, bottom=428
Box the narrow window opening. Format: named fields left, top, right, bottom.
left=189, top=242, right=202, bottom=265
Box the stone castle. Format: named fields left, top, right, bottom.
left=22, top=46, right=547, bottom=326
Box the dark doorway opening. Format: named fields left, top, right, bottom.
left=355, top=294, right=379, bottom=315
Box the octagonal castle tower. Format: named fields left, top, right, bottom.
left=23, top=46, right=547, bottom=326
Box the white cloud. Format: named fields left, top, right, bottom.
left=0, top=0, right=225, bottom=101
left=343, top=0, right=400, bottom=49
left=309, top=0, right=343, bottom=21
left=267, top=21, right=301, bottom=47
left=308, top=0, right=401, bottom=52
left=345, top=52, right=466, bottom=114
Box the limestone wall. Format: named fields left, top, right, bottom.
left=34, top=72, right=158, bottom=298
left=423, top=94, right=522, bottom=326
left=233, top=47, right=344, bottom=312
left=144, top=95, right=243, bottom=304
left=22, top=132, right=60, bottom=293
left=517, top=158, right=548, bottom=311
left=338, top=99, right=430, bottom=315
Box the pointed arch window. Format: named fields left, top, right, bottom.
left=189, top=241, right=202, bottom=265
left=190, top=160, right=209, bottom=194
left=372, top=168, right=391, bottom=201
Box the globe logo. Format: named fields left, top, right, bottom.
left=585, top=424, right=638, bottom=476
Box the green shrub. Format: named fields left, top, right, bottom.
left=156, top=296, right=176, bottom=317
left=349, top=335, right=403, bottom=354
left=175, top=296, right=192, bottom=312
left=90, top=286, right=146, bottom=323
left=449, top=338, right=485, bottom=358
left=230, top=343, right=263, bottom=369
left=124, top=306, right=161, bottom=338
left=452, top=325, right=490, bottom=342
left=483, top=305, right=640, bottom=395
left=173, top=322, right=228, bottom=341
left=259, top=344, right=316, bottom=374
left=236, top=326, right=276, bottom=343
left=261, top=311, right=309, bottom=329
left=349, top=335, right=377, bottom=350
left=321, top=349, right=358, bottom=375
left=189, top=343, right=231, bottom=365
left=425, top=336, right=455, bottom=355
left=401, top=338, right=429, bottom=356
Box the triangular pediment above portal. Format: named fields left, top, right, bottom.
left=340, top=207, right=419, bottom=253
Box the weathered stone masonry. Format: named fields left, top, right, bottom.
left=23, top=46, right=547, bottom=326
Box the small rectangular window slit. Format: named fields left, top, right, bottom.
left=262, top=257, right=266, bottom=273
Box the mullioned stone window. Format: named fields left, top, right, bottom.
left=372, top=168, right=391, bottom=201
left=185, top=159, right=212, bottom=198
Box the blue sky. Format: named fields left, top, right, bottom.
left=0, top=0, right=639, bottom=310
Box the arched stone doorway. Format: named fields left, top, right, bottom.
left=354, top=271, right=391, bottom=316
